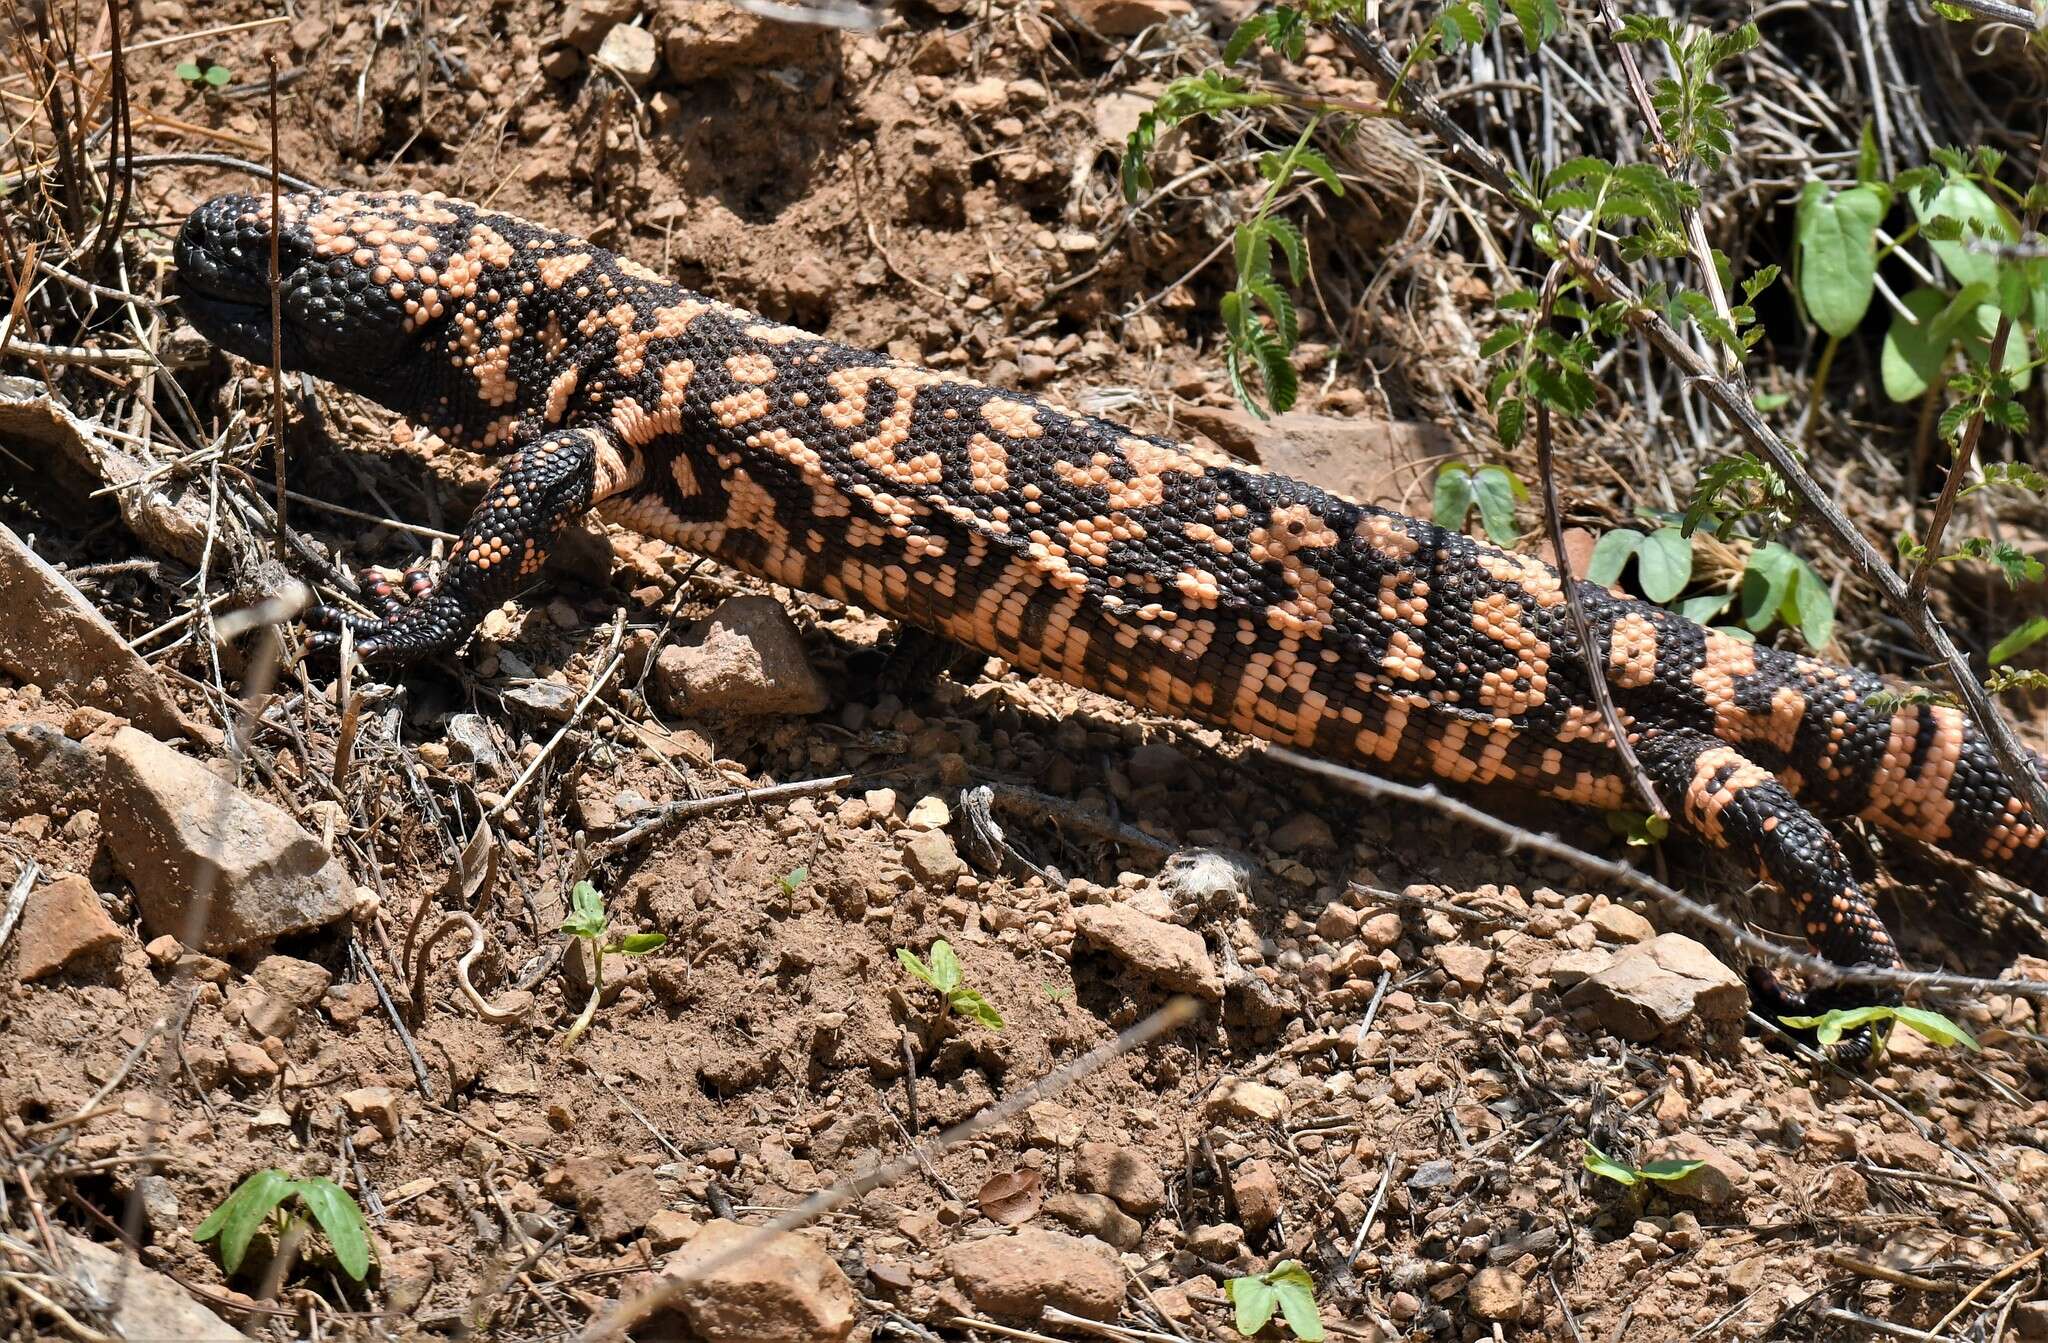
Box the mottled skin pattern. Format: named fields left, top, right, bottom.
left=175, top=189, right=2048, bottom=1009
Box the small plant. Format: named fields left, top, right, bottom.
left=195, top=1168, right=371, bottom=1283
left=560, top=880, right=666, bottom=1045
left=779, top=866, right=809, bottom=893
left=1581, top=1141, right=1705, bottom=1188
left=1778, top=1004, right=1979, bottom=1057
left=175, top=57, right=233, bottom=91
left=896, top=939, right=1003, bottom=1030
left=1586, top=523, right=1836, bottom=650
left=1432, top=462, right=1527, bottom=545
left=1225, top=1259, right=1326, bottom=1341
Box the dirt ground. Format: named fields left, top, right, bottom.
left=5, top=2, right=2048, bottom=1341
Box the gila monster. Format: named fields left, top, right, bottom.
left=173, top=188, right=2048, bottom=1010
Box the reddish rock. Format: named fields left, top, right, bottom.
left=6, top=874, right=121, bottom=981
left=944, top=1228, right=1123, bottom=1321
left=657, top=1219, right=856, bottom=1341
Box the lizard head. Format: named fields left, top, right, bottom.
left=175, top=189, right=488, bottom=406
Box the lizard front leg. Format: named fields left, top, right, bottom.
left=308, top=426, right=606, bottom=665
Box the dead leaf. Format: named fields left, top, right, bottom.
left=976, top=1168, right=1044, bottom=1226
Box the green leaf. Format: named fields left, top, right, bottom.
left=175, top=60, right=203, bottom=81
left=1290, top=147, right=1344, bottom=196
left=194, top=1168, right=296, bottom=1276
left=561, top=881, right=607, bottom=941
left=780, top=865, right=809, bottom=893
left=1914, top=178, right=2016, bottom=291
left=1433, top=465, right=1476, bottom=533
left=1741, top=544, right=1799, bottom=632
left=1677, top=591, right=1734, bottom=624
left=1586, top=530, right=1645, bottom=586
left=928, top=940, right=962, bottom=992
left=1494, top=397, right=1527, bottom=452
left=293, top=1178, right=372, bottom=1281
left=1471, top=465, right=1521, bottom=543
left=1637, top=1159, right=1708, bottom=1183
left=617, top=932, right=667, bottom=955
left=1267, top=1260, right=1325, bottom=1341
left=204, top=64, right=232, bottom=87
left=897, top=947, right=937, bottom=989
left=947, top=987, right=1005, bottom=1030
left=1228, top=1274, right=1280, bottom=1337
left=1582, top=1142, right=1642, bottom=1186
left=1991, top=616, right=2048, bottom=666
left=1890, top=1005, right=1979, bottom=1051
left=1794, top=182, right=1884, bottom=338
left=1881, top=287, right=1952, bottom=402
left=1789, top=557, right=1835, bottom=649
left=1638, top=528, right=1693, bottom=604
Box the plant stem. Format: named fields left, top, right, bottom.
left=563, top=943, right=604, bottom=1046
left=1534, top=260, right=1668, bottom=821
left=1803, top=334, right=1840, bottom=455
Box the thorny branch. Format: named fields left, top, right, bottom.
left=1277, top=745, right=2048, bottom=1002
left=1338, top=18, right=2048, bottom=831
left=1909, top=103, right=2048, bottom=603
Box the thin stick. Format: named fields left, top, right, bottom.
left=1534, top=259, right=1665, bottom=819
left=0, top=859, right=38, bottom=958
left=1275, top=744, right=2048, bottom=1002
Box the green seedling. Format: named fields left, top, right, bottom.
left=1778, top=1004, right=1979, bottom=1057
left=175, top=58, right=233, bottom=90
left=1582, top=1141, right=1705, bottom=1188
left=779, top=865, right=809, bottom=893
left=1432, top=462, right=1527, bottom=545
left=195, top=1168, right=370, bottom=1283
left=560, top=880, right=666, bottom=1045
left=896, top=939, right=1003, bottom=1030
left=1226, top=1259, right=1325, bottom=1341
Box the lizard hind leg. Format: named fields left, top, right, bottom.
left=306, top=426, right=605, bottom=666
left=1633, top=727, right=1905, bottom=1061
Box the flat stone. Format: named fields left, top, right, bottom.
left=1043, top=1191, right=1141, bottom=1250
left=1643, top=1133, right=1750, bottom=1207
left=1072, top=902, right=1222, bottom=1001
left=55, top=1232, right=243, bottom=1342
left=6, top=874, right=121, bottom=981
left=1567, top=933, right=1746, bottom=1043
left=1, top=722, right=98, bottom=819
left=944, top=1228, right=1123, bottom=1322
left=658, top=1219, right=856, bottom=1342
left=1468, top=1267, right=1528, bottom=1321
left=654, top=596, right=828, bottom=717
left=1072, top=1140, right=1164, bottom=1218
left=1232, top=1159, right=1283, bottom=1230
left=1175, top=407, right=1453, bottom=512
left=1059, top=0, right=1193, bottom=37
left=561, top=0, right=637, bottom=50
left=1205, top=1077, right=1289, bottom=1125
left=1545, top=947, right=1613, bottom=990
left=903, top=830, right=966, bottom=886
left=0, top=521, right=196, bottom=740
left=659, top=0, right=837, bottom=81
left=581, top=1167, right=664, bottom=1242
left=595, top=22, right=658, bottom=87
left=342, top=1086, right=401, bottom=1139
left=1589, top=903, right=1655, bottom=943
left=101, top=728, right=352, bottom=953
left=1437, top=944, right=1494, bottom=991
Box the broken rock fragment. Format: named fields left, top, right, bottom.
left=5, top=874, right=122, bottom=981
left=1071, top=902, right=1223, bottom=1001
left=101, top=728, right=353, bottom=953
left=657, top=1219, right=857, bottom=1342
left=1566, top=933, right=1746, bottom=1043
